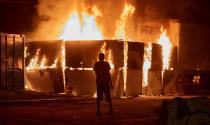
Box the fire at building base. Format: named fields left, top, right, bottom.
left=22, top=39, right=179, bottom=97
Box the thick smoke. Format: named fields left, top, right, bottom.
left=28, top=0, right=137, bottom=41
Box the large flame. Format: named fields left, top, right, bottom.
left=157, top=27, right=173, bottom=70
left=142, top=43, right=152, bottom=87
left=115, top=3, right=135, bottom=40
left=59, top=6, right=103, bottom=40
left=116, top=3, right=135, bottom=95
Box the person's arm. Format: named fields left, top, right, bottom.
left=109, top=72, right=114, bottom=89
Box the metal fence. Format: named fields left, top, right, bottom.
left=0, top=33, right=25, bottom=90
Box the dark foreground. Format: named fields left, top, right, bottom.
left=0, top=96, right=197, bottom=125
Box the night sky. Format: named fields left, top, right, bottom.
left=1, top=0, right=210, bottom=70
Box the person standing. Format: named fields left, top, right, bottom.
left=93, top=53, right=113, bottom=116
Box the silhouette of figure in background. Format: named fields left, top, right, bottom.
left=93, top=53, right=113, bottom=116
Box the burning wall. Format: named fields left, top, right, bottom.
left=25, top=40, right=144, bottom=96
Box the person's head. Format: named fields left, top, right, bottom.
left=99, top=53, right=105, bottom=61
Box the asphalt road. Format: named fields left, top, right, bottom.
left=0, top=96, right=189, bottom=125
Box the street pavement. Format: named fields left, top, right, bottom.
left=0, top=96, right=201, bottom=125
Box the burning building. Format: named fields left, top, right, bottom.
left=0, top=0, right=186, bottom=97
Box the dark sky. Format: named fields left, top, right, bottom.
left=0, top=0, right=37, bottom=34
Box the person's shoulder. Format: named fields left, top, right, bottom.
left=94, top=61, right=100, bottom=64
left=104, top=61, right=110, bottom=65
left=104, top=61, right=111, bottom=67
left=94, top=61, right=100, bottom=66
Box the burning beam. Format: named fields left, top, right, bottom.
left=123, top=41, right=128, bottom=93
left=142, top=43, right=152, bottom=87
left=61, top=41, right=66, bottom=90
left=116, top=3, right=135, bottom=96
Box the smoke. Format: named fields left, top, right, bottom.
left=28, top=0, right=137, bottom=41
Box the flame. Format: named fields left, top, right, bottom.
left=99, top=42, right=114, bottom=69
left=123, top=41, right=128, bottom=92
left=107, top=49, right=114, bottom=69
left=115, top=3, right=135, bottom=40
left=100, top=42, right=106, bottom=54
left=115, top=3, right=135, bottom=95
left=40, top=55, right=47, bottom=69
left=157, top=27, right=172, bottom=70
left=93, top=91, right=97, bottom=98
left=59, top=6, right=103, bottom=40
left=50, top=58, right=58, bottom=68
left=26, top=48, right=59, bottom=70
left=26, top=48, right=41, bottom=70
left=142, top=43, right=152, bottom=87
left=24, top=47, right=28, bottom=58
left=61, top=42, right=66, bottom=89
left=193, top=75, right=200, bottom=85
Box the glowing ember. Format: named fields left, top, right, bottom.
left=142, top=43, right=152, bottom=87
left=157, top=27, right=173, bottom=70
left=59, top=6, right=103, bottom=40
left=93, top=92, right=97, bottom=98
left=193, top=75, right=200, bottom=85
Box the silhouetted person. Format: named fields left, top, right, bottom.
left=93, top=53, right=113, bottom=116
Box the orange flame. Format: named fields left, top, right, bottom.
left=40, top=55, right=47, bottom=69
left=26, top=48, right=58, bottom=70
left=157, top=27, right=172, bottom=70
left=61, top=42, right=66, bottom=89
left=100, top=42, right=106, bottom=54
left=115, top=3, right=135, bottom=40
left=115, top=3, right=135, bottom=95
left=50, top=58, right=58, bottom=68
left=26, top=48, right=41, bottom=70
left=142, top=43, right=152, bottom=87
left=107, top=49, right=114, bottom=69
left=59, top=6, right=103, bottom=40
left=99, top=42, right=114, bottom=69
left=123, top=41, right=128, bottom=92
